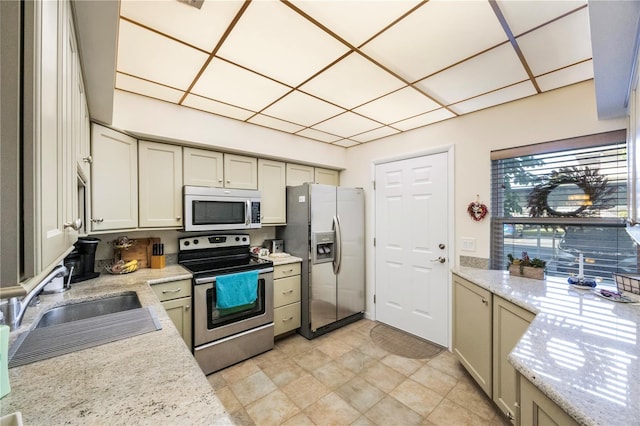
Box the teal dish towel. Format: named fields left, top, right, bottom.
left=216, top=270, right=259, bottom=309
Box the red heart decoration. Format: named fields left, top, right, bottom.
left=467, top=201, right=488, bottom=222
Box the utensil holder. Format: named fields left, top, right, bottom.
left=151, top=255, right=165, bottom=269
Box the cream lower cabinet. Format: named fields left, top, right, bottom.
left=273, top=262, right=301, bottom=337
left=151, top=279, right=192, bottom=348
left=493, top=296, right=535, bottom=423
left=452, top=274, right=493, bottom=397
left=518, top=374, right=578, bottom=426
left=258, top=159, right=286, bottom=225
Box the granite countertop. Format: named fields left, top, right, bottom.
left=453, top=266, right=640, bottom=426
left=2, top=265, right=234, bottom=424
left=258, top=253, right=303, bottom=266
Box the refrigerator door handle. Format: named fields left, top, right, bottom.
left=333, top=215, right=342, bottom=274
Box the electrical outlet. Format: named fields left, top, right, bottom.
left=461, top=237, right=476, bottom=252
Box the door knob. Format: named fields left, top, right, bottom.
left=431, top=256, right=446, bottom=263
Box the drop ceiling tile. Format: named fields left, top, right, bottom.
left=182, top=94, right=254, bottom=121
left=350, top=126, right=401, bottom=143
left=191, top=58, right=291, bottom=111
left=300, top=52, right=405, bottom=109
left=449, top=81, right=536, bottom=115
left=353, top=87, right=441, bottom=124
left=289, top=0, right=421, bottom=47
left=120, top=0, right=244, bottom=52
left=261, top=91, right=345, bottom=127
left=296, top=128, right=343, bottom=143
left=496, top=0, right=586, bottom=37
left=216, top=1, right=349, bottom=87
left=312, top=112, right=381, bottom=138
left=416, top=44, right=529, bottom=105
left=247, top=114, right=305, bottom=134
left=517, top=8, right=591, bottom=76
left=115, top=73, right=184, bottom=103
left=392, top=108, right=455, bottom=131
left=333, top=140, right=360, bottom=148
left=117, top=20, right=208, bottom=90
left=362, top=0, right=507, bottom=82
left=536, top=60, right=593, bottom=92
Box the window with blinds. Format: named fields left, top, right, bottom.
left=490, top=130, right=638, bottom=284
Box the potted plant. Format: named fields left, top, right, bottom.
left=507, top=251, right=546, bottom=280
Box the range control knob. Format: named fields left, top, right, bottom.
left=242, top=237, right=247, bottom=242
left=193, top=239, right=199, bottom=245
left=184, top=241, right=190, bottom=246
left=235, top=237, right=240, bottom=241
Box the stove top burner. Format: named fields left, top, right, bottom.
left=181, top=256, right=272, bottom=276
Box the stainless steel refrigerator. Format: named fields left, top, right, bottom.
left=278, top=183, right=365, bottom=339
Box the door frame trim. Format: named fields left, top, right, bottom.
left=371, top=144, right=455, bottom=349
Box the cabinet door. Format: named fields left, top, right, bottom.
left=452, top=274, right=493, bottom=397
left=286, top=163, right=314, bottom=186
left=138, top=141, right=183, bottom=228
left=314, top=168, right=339, bottom=186
left=162, top=297, right=192, bottom=349
left=90, top=124, right=138, bottom=231
left=518, top=375, right=578, bottom=426
left=258, top=159, right=286, bottom=224
left=224, top=153, right=257, bottom=189
left=183, top=147, right=224, bottom=188
left=493, top=296, right=535, bottom=423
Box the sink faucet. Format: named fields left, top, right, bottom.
left=4, top=264, right=68, bottom=331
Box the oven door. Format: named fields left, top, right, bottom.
left=193, top=269, right=273, bottom=347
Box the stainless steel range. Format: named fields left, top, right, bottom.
left=178, top=234, right=274, bottom=374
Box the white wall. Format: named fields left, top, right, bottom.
left=340, top=80, right=626, bottom=319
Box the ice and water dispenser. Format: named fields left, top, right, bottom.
left=311, top=232, right=334, bottom=264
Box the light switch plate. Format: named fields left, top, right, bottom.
left=461, top=237, right=476, bottom=252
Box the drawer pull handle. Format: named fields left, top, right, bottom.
left=282, top=316, right=293, bottom=322
left=282, top=289, right=294, bottom=294
left=162, top=288, right=181, bottom=294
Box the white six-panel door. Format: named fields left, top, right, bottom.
left=375, top=152, right=449, bottom=346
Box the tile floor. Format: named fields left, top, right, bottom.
left=207, top=319, right=510, bottom=426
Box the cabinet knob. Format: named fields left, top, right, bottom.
left=184, top=305, right=190, bottom=310
left=82, top=155, right=92, bottom=164
left=218, top=179, right=223, bottom=183
left=514, top=402, right=520, bottom=408
left=176, top=217, right=181, bottom=221
left=481, top=297, right=488, bottom=305
left=63, top=218, right=83, bottom=230
left=227, top=179, right=231, bottom=184
left=507, top=412, right=514, bottom=421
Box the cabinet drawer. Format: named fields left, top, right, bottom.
left=152, top=279, right=192, bottom=302
left=274, top=302, right=301, bottom=336
left=274, top=275, right=301, bottom=308
left=274, top=262, right=301, bottom=279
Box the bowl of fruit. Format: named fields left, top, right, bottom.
left=105, top=259, right=138, bottom=274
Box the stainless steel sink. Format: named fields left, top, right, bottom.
left=35, top=292, right=141, bottom=328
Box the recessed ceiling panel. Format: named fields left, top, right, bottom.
left=261, top=91, right=345, bottom=127
left=120, top=0, right=244, bottom=52
left=182, top=94, right=255, bottom=121
left=350, top=126, right=401, bottom=143
left=300, top=52, right=405, bottom=109
left=449, top=81, right=536, bottom=115
left=497, top=0, right=587, bottom=37
left=517, top=8, right=591, bottom=76
left=416, top=44, right=529, bottom=105
left=247, top=114, right=305, bottom=134
left=191, top=58, right=291, bottom=111
left=536, top=60, right=594, bottom=92
left=216, top=1, right=349, bottom=87
left=312, top=112, right=381, bottom=138
left=115, top=73, right=184, bottom=104
left=353, top=87, right=441, bottom=124
left=296, top=128, right=343, bottom=143
left=392, top=109, right=455, bottom=131
left=117, top=19, right=208, bottom=90
left=289, top=0, right=421, bottom=47
left=362, top=0, right=507, bottom=82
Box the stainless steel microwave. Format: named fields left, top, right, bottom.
left=183, top=186, right=261, bottom=232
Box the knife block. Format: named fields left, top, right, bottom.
left=151, top=255, right=165, bottom=269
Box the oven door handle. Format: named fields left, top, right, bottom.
left=194, top=267, right=274, bottom=285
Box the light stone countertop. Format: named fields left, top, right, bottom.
left=453, top=266, right=640, bottom=426
left=257, top=254, right=303, bottom=266
left=2, top=265, right=234, bottom=424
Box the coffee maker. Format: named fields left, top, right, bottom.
left=64, top=237, right=101, bottom=283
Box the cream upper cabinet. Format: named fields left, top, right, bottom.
left=258, top=159, right=286, bottom=225
left=90, top=124, right=138, bottom=231
left=286, top=163, right=314, bottom=186
left=452, top=274, right=493, bottom=397
left=314, top=168, right=339, bottom=186
left=138, top=140, right=183, bottom=228
left=224, top=154, right=257, bottom=189
left=493, top=296, right=535, bottom=424
left=183, top=147, right=224, bottom=188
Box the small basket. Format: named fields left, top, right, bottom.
left=613, top=273, right=640, bottom=295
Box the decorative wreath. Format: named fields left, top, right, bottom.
left=526, top=166, right=616, bottom=217
left=467, top=195, right=489, bottom=221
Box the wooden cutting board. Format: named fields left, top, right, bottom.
left=118, top=237, right=160, bottom=269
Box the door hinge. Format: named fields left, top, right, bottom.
left=373, top=294, right=376, bottom=304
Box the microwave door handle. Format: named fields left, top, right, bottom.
left=246, top=200, right=251, bottom=226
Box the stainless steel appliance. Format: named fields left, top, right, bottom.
left=278, top=183, right=365, bottom=339
left=263, top=239, right=284, bottom=253
left=178, top=234, right=274, bottom=374
left=183, top=186, right=261, bottom=232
